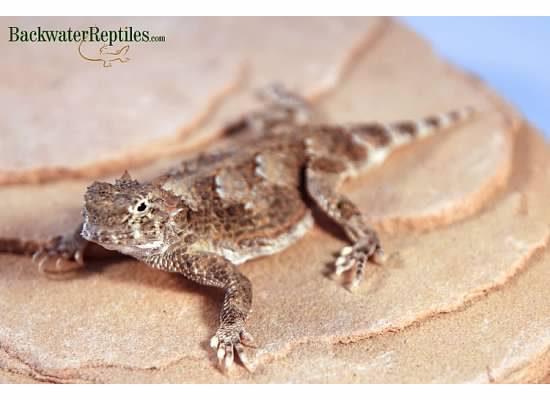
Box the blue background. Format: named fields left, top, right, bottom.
left=401, top=17, right=550, bottom=140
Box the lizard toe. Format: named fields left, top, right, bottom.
left=32, top=234, right=87, bottom=275
left=334, top=237, right=384, bottom=289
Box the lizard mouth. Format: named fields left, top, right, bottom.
left=80, top=218, right=95, bottom=242
left=81, top=216, right=123, bottom=246
left=81, top=219, right=106, bottom=243
left=81, top=216, right=163, bottom=259
left=81, top=215, right=153, bottom=252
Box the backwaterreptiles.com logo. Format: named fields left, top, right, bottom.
left=8, top=26, right=166, bottom=67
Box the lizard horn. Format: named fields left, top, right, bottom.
left=118, top=170, right=133, bottom=182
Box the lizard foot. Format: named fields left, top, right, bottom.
left=32, top=234, right=87, bottom=275
left=210, top=324, right=256, bottom=372
left=334, top=235, right=386, bottom=290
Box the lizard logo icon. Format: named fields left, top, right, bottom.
left=78, top=40, right=130, bottom=67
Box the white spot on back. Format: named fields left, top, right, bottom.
left=214, top=174, right=226, bottom=199
left=254, top=154, right=268, bottom=179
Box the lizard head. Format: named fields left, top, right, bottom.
left=81, top=171, right=181, bottom=258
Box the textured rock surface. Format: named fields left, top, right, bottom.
left=0, top=18, right=548, bottom=383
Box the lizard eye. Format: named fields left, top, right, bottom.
left=135, top=199, right=149, bottom=213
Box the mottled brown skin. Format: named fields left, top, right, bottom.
left=32, top=85, right=475, bottom=372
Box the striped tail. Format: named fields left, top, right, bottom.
left=349, top=106, right=476, bottom=169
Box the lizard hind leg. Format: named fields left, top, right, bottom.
left=305, top=156, right=386, bottom=290
left=227, top=83, right=313, bottom=136
left=255, top=82, right=312, bottom=125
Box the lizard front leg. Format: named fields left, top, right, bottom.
left=32, top=222, right=89, bottom=274
left=149, top=248, right=254, bottom=371
left=305, top=156, right=386, bottom=289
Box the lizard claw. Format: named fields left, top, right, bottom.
left=32, top=250, right=49, bottom=274
left=75, top=249, right=85, bottom=267
left=334, top=235, right=385, bottom=288
left=239, top=329, right=257, bottom=348
left=210, top=325, right=255, bottom=372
